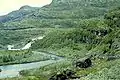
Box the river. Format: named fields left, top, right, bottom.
left=0, top=36, right=64, bottom=78
left=0, top=51, right=64, bottom=78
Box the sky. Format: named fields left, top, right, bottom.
left=0, top=0, right=52, bottom=16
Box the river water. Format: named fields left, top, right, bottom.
left=0, top=36, right=64, bottom=78
left=0, top=59, right=64, bottom=78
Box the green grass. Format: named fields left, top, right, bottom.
left=0, top=59, right=71, bottom=80
left=81, top=59, right=120, bottom=80
left=0, top=28, right=44, bottom=49
left=1, top=2, right=120, bottom=80
left=0, top=50, right=52, bottom=65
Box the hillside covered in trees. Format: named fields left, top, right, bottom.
left=1, top=0, right=120, bottom=49
left=29, top=6, right=120, bottom=80
left=0, top=0, right=120, bottom=80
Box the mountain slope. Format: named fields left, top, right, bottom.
left=2, top=0, right=120, bottom=29
left=1, top=0, right=120, bottom=80
left=0, top=0, right=120, bottom=49
left=0, top=5, right=39, bottom=23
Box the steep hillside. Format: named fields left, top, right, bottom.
left=1, top=0, right=120, bottom=80
left=1, top=0, right=120, bottom=48
left=28, top=7, right=120, bottom=80
left=3, top=7, right=120, bottom=80
left=3, top=0, right=120, bottom=29
left=0, top=0, right=120, bottom=49
left=0, top=5, right=39, bottom=23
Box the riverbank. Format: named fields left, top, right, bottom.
left=0, top=50, right=64, bottom=79
left=0, top=59, right=64, bottom=79
left=0, top=50, right=59, bottom=66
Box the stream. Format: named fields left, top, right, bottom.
left=0, top=52, right=64, bottom=78
left=0, top=36, right=64, bottom=78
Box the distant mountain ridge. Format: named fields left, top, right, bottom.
left=1, top=0, right=120, bottom=22
left=1, top=0, right=120, bottom=28
left=0, top=5, right=39, bottom=23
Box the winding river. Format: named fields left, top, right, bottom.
left=0, top=36, right=64, bottom=78
left=0, top=57, right=64, bottom=78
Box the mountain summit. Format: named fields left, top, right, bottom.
left=1, top=0, right=120, bottom=28
left=19, top=5, right=33, bottom=10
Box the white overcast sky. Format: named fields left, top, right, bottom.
left=0, top=0, right=52, bottom=16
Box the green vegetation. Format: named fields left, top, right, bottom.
left=0, top=59, right=71, bottom=80
left=0, top=28, right=45, bottom=49
left=26, top=7, right=120, bottom=80
left=1, top=0, right=120, bottom=48
left=0, top=50, right=52, bottom=65
left=1, top=0, right=120, bottom=80
left=104, top=7, right=120, bottom=28
left=3, top=0, right=120, bottom=29
left=81, top=59, right=120, bottom=80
